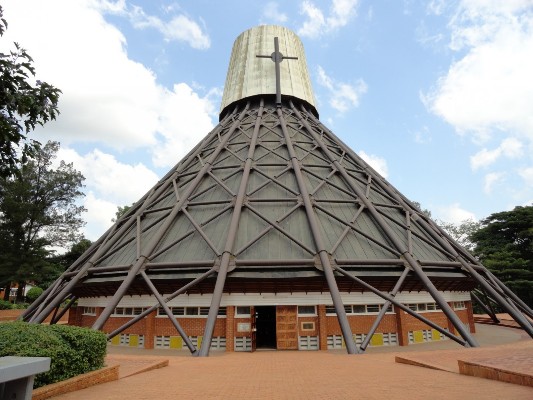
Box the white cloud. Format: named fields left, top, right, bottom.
left=484, top=171, right=506, bottom=194
left=470, top=137, right=524, bottom=170
left=262, top=2, right=288, bottom=23
left=413, top=126, right=432, bottom=144
left=0, top=0, right=216, bottom=156
left=519, top=167, right=533, bottom=187
left=426, top=0, right=447, bottom=16
left=298, top=0, right=359, bottom=38
left=435, top=203, right=476, bottom=224
left=358, top=150, right=389, bottom=178
left=128, top=5, right=210, bottom=49
left=83, top=192, right=120, bottom=240
left=56, top=146, right=160, bottom=239
left=316, top=66, right=367, bottom=113
left=151, top=84, right=216, bottom=168
left=423, top=2, right=533, bottom=144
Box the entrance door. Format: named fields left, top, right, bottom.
left=255, top=306, right=277, bottom=349
left=276, top=305, right=298, bottom=350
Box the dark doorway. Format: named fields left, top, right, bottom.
left=255, top=306, right=277, bottom=349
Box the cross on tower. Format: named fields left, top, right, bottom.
left=256, top=37, right=298, bottom=107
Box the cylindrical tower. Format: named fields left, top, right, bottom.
left=220, top=25, right=317, bottom=119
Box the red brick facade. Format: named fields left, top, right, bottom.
left=69, top=301, right=475, bottom=352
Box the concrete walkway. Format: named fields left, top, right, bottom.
left=51, top=324, right=533, bottom=400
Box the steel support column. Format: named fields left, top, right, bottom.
left=278, top=107, right=358, bottom=354
left=107, top=268, right=215, bottom=340
left=92, top=104, right=250, bottom=331
left=360, top=266, right=410, bottom=351
left=292, top=102, right=478, bottom=348
left=199, top=101, right=264, bottom=356
left=141, top=271, right=197, bottom=354
left=333, top=265, right=467, bottom=346
left=470, top=292, right=500, bottom=323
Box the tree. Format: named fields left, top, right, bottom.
left=0, top=141, right=85, bottom=300
left=112, top=203, right=134, bottom=223
left=470, top=205, right=533, bottom=308
left=25, top=286, right=43, bottom=303
left=438, top=218, right=481, bottom=253
left=0, top=5, right=61, bottom=178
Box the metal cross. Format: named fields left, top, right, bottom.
left=256, top=37, right=298, bottom=107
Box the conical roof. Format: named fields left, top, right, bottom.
left=24, top=26, right=533, bottom=356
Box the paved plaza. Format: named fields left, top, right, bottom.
left=50, top=324, right=533, bottom=400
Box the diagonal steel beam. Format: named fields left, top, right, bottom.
left=91, top=104, right=251, bottom=331
left=107, top=268, right=216, bottom=340
left=199, top=100, right=265, bottom=356
left=140, top=271, right=198, bottom=355
left=360, top=267, right=410, bottom=351
left=293, top=102, right=479, bottom=348
left=333, top=265, right=468, bottom=346
left=277, top=106, right=359, bottom=354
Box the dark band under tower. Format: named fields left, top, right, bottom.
left=22, top=26, right=533, bottom=356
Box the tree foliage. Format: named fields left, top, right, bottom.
left=0, top=5, right=61, bottom=178
left=470, top=205, right=533, bottom=308
left=112, top=203, right=134, bottom=223
left=0, top=141, right=85, bottom=300
left=438, top=218, right=481, bottom=253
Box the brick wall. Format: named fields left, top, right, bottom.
left=65, top=301, right=476, bottom=351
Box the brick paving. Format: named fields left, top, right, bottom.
left=50, top=324, right=533, bottom=400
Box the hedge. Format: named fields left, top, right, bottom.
left=0, top=322, right=107, bottom=388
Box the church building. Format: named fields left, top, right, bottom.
left=23, top=25, right=533, bottom=356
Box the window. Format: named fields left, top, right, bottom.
left=156, top=306, right=225, bottom=318
left=235, top=306, right=251, bottom=317
left=325, top=305, right=336, bottom=314
left=453, top=301, right=466, bottom=310
left=405, top=303, right=439, bottom=313
left=113, top=307, right=147, bottom=316
left=297, top=305, right=316, bottom=315
left=366, top=304, right=380, bottom=313
left=353, top=305, right=366, bottom=314
left=327, top=304, right=394, bottom=315
left=301, top=322, right=315, bottom=331
left=185, top=307, right=199, bottom=316
left=82, top=306, right=96, bottom=315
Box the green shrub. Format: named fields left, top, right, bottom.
left=0, top=299, right=13, bottom=309
left=11, top=302, right=29, bottom=309
left=26, top=287, right=44, bottom=303
left=0, top=322, right=107, bottom=388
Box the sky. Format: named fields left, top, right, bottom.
left=2, top=0, right=533, bottom=242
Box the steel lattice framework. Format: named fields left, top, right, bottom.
left=22, top=96, right=533, bottom=355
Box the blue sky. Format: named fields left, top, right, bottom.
left=2, top=0, right=533, bottom=241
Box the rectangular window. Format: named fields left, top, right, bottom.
left=301, top=322, right=315, bottom=331
left=325, top=305, right=337, bottom=314
left=366, top=304, right=380, bottom=313
left=297, top=305, right=316, bottom=315
left=82, top=306, right=96, bottom=315
left=353, top=305, right=366, bottom=314
left=172, top=307, right=185, bottom=316
left=453, top=301, right=466, bottom=310
left=185, top=307, right=199, bottom=316
left=235, top=306, right=251, bottom=317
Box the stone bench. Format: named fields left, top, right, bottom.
left=0, top=356, right=51, bottom=400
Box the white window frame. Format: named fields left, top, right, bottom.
left=82, top=306, right=96, bottom=316
left=297, top=305, right=317, bottom=316
left=235, top=306, right=251, bottom=317
left=301, top=321, right=315, bottom=331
